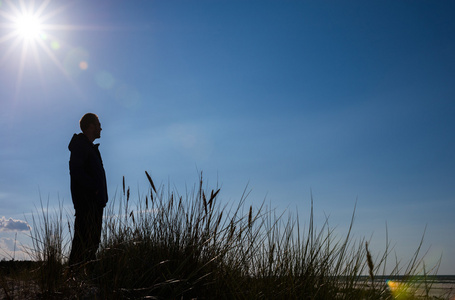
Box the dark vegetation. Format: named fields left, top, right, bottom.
left=0, top=172, right=451, bottom=299
left=0, top=261, right=39, bottom=276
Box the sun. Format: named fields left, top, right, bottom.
left=1, top=0, right=50, bottom=45
left=1, top=0, right=105, bottom=97
left=14, top=13, right=44, bottom=40
left=0, top=0, right=72, bottom=93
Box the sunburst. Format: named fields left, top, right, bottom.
left=14, top=12, right=44, bottom=40
left=0, top=0, right=77, bottom=95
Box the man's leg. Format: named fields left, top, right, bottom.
left=69, top=208, right=89, bottom=268
left=69, top=205, right=104, bottom=272
left=86, top=205, right=104, bottom=262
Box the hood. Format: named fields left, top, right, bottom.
left=68, top=133, right=91, bottom=151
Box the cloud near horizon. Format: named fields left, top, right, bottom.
left=0, top=237, right=31, bottom=260
left=0, top=216, right=31, bottom=232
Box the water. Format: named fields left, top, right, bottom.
left=362, top=275, right=455, bottom=298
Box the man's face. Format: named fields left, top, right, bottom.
left=91, top=119, right=102, bottom=139
left=95, top=119, right=102, bottom=139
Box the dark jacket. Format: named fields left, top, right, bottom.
left=68, top=133, right=108, bottom=210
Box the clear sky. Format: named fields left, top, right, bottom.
left=1, top=1, right=454, bottom=274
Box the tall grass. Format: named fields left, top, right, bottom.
left=28, top=199, right=69, bottom=294
left=21, top=172, right=447, bottom=299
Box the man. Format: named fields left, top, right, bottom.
left=68, top=113, right=108, bottom=268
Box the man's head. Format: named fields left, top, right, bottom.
left=80, top=113, right=102, bottom=142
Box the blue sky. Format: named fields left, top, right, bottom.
left=1, top=1, right=454, bottom=274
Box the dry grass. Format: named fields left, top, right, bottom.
left=1, top=172, right=448, bottom=299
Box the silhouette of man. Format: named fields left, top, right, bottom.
left=68, top=113, right=108, bottom=269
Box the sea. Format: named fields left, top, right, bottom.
left=358, top=275, right=455, bottom=299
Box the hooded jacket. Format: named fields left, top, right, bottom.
left=68, top=133, right=108, bottom=210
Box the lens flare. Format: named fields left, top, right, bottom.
left=95, top=71, right=115, bottom=89
left=50, top=40, right=60, bottom=50
left=79, top=61, right=88, bottom=70
left=387, top=280, right=413, bottom=299
left=115, top=84, right=141, bottom=108
left=63, top=47, right=89, bottom=77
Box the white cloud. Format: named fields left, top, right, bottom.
left=0, top=237, right=16, bottom=251
left=0, top=237, right=31, bottom=260
left=0, top=216, right=31, bottom=232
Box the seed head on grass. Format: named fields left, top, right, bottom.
left=248, top=206, right=253, bottom=228
left=366, top=241, right=375, bottom=283
left=209, top=189, right=219, bottom=209
left=145, top=170, right=157, bottom=193
left=203, top=191, right=208, bottom=215
left=123, top=176, right=125, bottom=196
